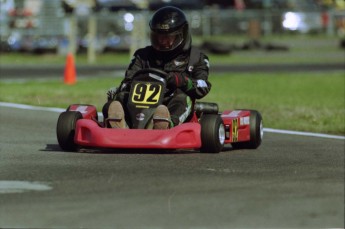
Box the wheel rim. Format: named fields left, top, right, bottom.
left=219, top=124, right=225, bottom=145
left=259, top=120, right=264, bottom=140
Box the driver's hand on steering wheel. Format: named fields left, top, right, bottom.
left=167, top=72, right=189, bottom=89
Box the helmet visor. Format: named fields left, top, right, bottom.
left=150, top=30, right=183, bottom=51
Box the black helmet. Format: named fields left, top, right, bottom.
left=149, top=6, right=190, bottom=53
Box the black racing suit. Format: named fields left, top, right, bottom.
left=113, top=45, right=211, bottom=127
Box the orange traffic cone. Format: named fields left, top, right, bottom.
left=64, top=53, right=76, bottom=85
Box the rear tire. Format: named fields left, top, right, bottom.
left=232, top=110, right=263, bottom=149
left=200, top=114, right=225, bottom=153
left=56, top=111, right=82, bottom=151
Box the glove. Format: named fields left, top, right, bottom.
left=167, top=72, right=189, bottom=89
left=107, top=87, right=117, bottom=101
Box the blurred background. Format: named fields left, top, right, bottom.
left=0, top=0, right=344, bottom=58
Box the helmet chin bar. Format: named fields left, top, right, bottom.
left=150, top=30, right=184, bottom=52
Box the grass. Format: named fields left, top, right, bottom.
left=205, top=71, right=345, bottom=135
left=0, top=71, right=344, bottom=135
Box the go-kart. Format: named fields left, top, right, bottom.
left=56, top=68, right=263, bottom=153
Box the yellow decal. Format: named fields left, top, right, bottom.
left=232, top=119, right=238, bottom=142
left=131, top=82, right=162, bottom=105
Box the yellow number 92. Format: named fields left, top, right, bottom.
left=131, top=82, right=162, bottom=105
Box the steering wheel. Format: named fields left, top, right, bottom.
left=132, top=68, right=169, bottom=79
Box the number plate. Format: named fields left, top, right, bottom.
left=130, top=82, right=163, bottom=107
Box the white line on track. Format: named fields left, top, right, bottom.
left=264, top=128, right=345, bottom=140
left=1, top=102, right=344, bottom=140
left=0, top=102, right=65, bottom=113
left=0, top=181, right=52, bottom=194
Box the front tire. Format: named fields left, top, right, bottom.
left=200, top=114, right=225, bottom=153
left=56, top=111, right=82, bottom=151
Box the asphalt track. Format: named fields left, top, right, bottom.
left=0, top=105, right=344, bottom=228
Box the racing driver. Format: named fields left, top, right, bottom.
left=102, top=6, right=211, bottom=129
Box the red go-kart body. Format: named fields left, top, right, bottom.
left=57, top=104, right=263, bottom=153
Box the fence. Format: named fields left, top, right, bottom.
left=0, top=0, right=344, bottom=55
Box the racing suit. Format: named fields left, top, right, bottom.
left=115, top=45, right=211, bottom=127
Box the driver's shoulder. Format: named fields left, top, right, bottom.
left=134, top=46, right=153, bottom=56
left=132, top=46, right=154, bottom=63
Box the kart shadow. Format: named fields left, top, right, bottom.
left=41, top=144, right=62, bottom=152
left=42, top=144, right=233, bottom=154
left=42, top=144, right=196, bottom=154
